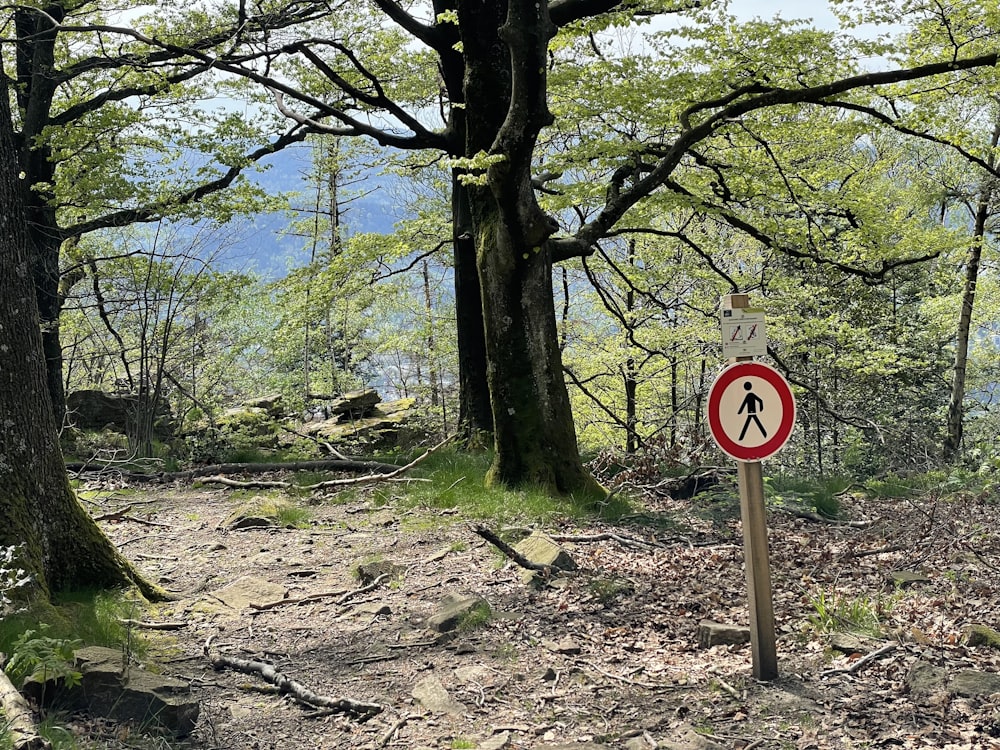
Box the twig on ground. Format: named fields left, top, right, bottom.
left=550, top=531, right=660, bottom=550
left=250, top=573, right=391, bottom=612
left=469, top=524, right=552, bottom=574
left=821, top=643, right=897, bottom=676
left=574, top=659, right=696, bottom=690
left=203, top=635, right=383, bottom=720
left=372, top=713, right=425, bottom=748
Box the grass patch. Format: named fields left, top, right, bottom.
left=248, top=496, right=312, bottom=528
left=50, top=590, right=148, bottom=657
left=805, top=589, right=897, bottom=637
left=378, top=447, right=630, bottom=524
left=765, top=474, right=850, bottom=519
left=457, top=601, right=492, bottom=632
left=0, top=590, right=146, bottom=659
left=862, top=474, right=918, bottom=499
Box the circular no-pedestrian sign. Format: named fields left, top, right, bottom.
left=707, top=362, right=796, bottom=462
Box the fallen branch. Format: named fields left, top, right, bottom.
left=778, top=506, right=873, bottom=528
left=203, top=637, right=383, bottom=720
left=469, top=524, right=552, bottom=575
left=841, top=543, right=907, bottom=560
left=821, top=643, right=896, bottom=676
left=304, top=435, right=454, bottom=489
left=119, top=619, right=187, bottom=630
left=93, top=509, right=172, bottom=528
left=276, top=424, right=353, bottom=460
left=0, top=666, right=52, bottom=750
left=68, top=458, right=403, bottom=482
left=550, top=531, right=660, bottom=550
left=203, top=436, right=454, bottom=492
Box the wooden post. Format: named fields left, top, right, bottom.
left=723, top=293, right=778, bottom=681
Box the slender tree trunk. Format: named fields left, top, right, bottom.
left=943, top=119, right=1000, bottom=461
left=421, top=260, right=441, bottom=408
left=624, top=240, right=638, bottom=454
left=452, top=178, right=494, bottom=439
left=943, top=198, right=991, bottom=460
left=0, top=76, right=157, bottom=598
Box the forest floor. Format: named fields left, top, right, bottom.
left=72, top=470, right=1000, bottom=750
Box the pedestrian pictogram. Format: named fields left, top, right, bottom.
left=738, top=381, right=766, bottom=440
left=707, top=362, right=795, bottom=462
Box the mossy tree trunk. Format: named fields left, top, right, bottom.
left=0, top=75, right=155, bottom=599
left=460, top=0, right=603, bottom=498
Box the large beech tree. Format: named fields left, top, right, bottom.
left=0, top=77, right=155, bottom=598
left=165, top=0, right=1000, bottom=496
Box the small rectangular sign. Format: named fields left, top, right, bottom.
left=721, top=307, right=768, bottom=359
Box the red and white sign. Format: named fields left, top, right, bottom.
left=707, top=362, right=795, bottom=462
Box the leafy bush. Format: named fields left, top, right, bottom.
left=0, top=546, right=32, bottom=616
left=4, top=625, right=82, bottom=689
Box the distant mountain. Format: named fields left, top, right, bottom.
left=221, top=142, right=406, bottom=278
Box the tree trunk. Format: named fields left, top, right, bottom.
left=452, top=179, right=494, bottom=438
left=0, top=76, right=156, bottom=599
left=472, top=196, right=601, bottom=496
left=943, top=119, right=1000, bottom=461
left=461, top=0, right=602, bottom=498
left=16, top=7, right=68, bottom=426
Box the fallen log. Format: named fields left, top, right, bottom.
left=201, top=436, right=453, bottom=491
left=0, top=666, right=52, bottom=750
left=66, top=458, right=402, bottom=482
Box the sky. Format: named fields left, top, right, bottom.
left=733, top=0, right=839, bottom=26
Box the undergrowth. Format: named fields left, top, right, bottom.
left=765, top=474, right=851, bottom=519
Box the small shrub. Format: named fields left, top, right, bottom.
left=4, top=625, right=83, bottom=689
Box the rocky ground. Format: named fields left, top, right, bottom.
left=66, top=471, right=1000, bottom=750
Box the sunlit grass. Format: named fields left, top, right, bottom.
left=370, top=447, right=630, bottom=524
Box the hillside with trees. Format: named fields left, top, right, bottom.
left=1, top=0, right=1000, bottom=747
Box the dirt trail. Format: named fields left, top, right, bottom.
left=79, top=483, right=1000, bottom=749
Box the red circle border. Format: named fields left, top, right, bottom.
left=707, top=362, right=796, bottom=461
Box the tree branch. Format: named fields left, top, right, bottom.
left=574, top=51, right=1000, bottom=249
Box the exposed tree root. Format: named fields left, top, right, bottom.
left=203, top=637, right=383, bottom=721
left=0, top=667, right=52, bottom=750
left=250, top=573, right=391, bottom=612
